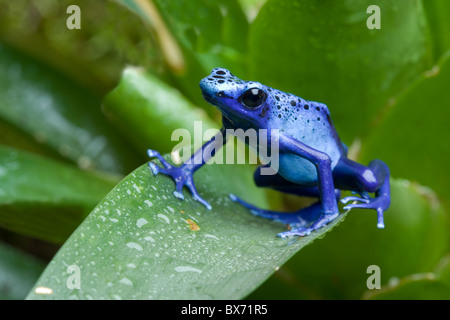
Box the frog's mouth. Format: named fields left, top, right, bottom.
left=201, top=90, right=233, bottom=109
left=203, top=95, right=234, bottom=113
left=202, top=92, right=215, bottom=105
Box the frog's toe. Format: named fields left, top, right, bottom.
left=342, top=201, right=370, bottom=210
left=278, top=212, right=340, bottom=238
left=376, top=208, right=385, bottom=229
left=147, top=149, right=173, bottom=169
left=173, top=190, right=184, bottom=200
left=147, top=150, right=212, bottom=210
left=147, top=149, right=159, bottom=158
left=342, top=195, right=388, bottom=229
left=148, top=161, right=173, bottom=177
left=340, top=196, right=370, bottom=205
left=277, top=228, right=311, bottom=238
left=192, top=194, right=212, bottom=210
left=148, top=161, right=160, bottom=175
left=184, top=179, right=211, bottom=210
left=350, top=191, right=370, bottom=199
left=177, top=178, right=212, bottom=210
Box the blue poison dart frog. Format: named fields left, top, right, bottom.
left=147, top=68, right=390, bottom=238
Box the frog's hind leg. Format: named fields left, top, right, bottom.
left=230, top=166, right=340, bottom=229
left=333, top=157, right=390, bottom=228
left=230, top=193, right=324, bottom=228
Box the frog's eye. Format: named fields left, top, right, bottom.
left=240, top=87, right=267, bottom=108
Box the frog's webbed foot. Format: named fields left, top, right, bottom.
left=147, top=149, right=212, bottom=210
left=277, top=212, right=340, bottom=238
left=340, top=193, right=389, bottom=229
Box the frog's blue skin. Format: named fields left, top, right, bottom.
left=147, top=68, right=391, bottom=238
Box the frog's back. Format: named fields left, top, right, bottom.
left=267, top=90, right=346, bottom=184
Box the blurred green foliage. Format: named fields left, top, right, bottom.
left=0, top=0, right=449, bottom=300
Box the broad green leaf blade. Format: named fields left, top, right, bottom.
left=0, top=117, right=62, bottom=160
left=0, top=43, right=142, bottom=174
left=117, top=0, right=249, bottom=109
left=0, top=145, right=119, bottom=243
left=249, top=0, right=433, bottom=142
left=0, top=242, right=45, bottom=300
left=27, top=162, right=346, bottom=300
left=360, top=53, right=450, bottom=202
left=249, top=179, right=449, bottom=299
left=103, top=67, right=219, bottom=154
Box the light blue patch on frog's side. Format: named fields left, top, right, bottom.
left=277, top=153, right=318, bottom=184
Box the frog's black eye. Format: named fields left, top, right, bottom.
left=240, top=87, right=267, bottom=108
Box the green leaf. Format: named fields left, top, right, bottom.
left=0, top=117, right=62, bottom=160
left=237, top=0, right=267, bottom=22
left=103, top=67, right=219, bottom=154
left=364, top=254, right=450, bottom=300
left=151, top=0, right=249, bottom=60
left=27, top=161, right=346, bottom=300
left=249, top=179, right=449, bottom=299
left=366, top=277, right=450, bottom=300
left=0, top=1, right=163, bottom=94
left=248, top=0, right=433, bottom=142
left=0, top=43, right=142, bottom=174
left=117, top=0, right=249, bottom=108
left=0, top=145, right=119, bottom=243
left=423, top=0, right=450, bottom=62
left=0, top=242, right=45, bottom=300
left=360, top=53, right=450, bottom=203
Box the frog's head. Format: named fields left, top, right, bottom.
left=200, top=68, right=272, bottom=128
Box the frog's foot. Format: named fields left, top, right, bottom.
left=277, top=212, right=340, bottom=238
left=229, top=194, right=321, bottom=229
left=350, top=190, right=371, bottom=199
left=340, top=193, right=389, bottom=229
left=147, top=149, right=212, bottom=210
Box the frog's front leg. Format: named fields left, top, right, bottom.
left=276, top=134, right=340, bottom=237
left=148, top=128, right=227, bottom=210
